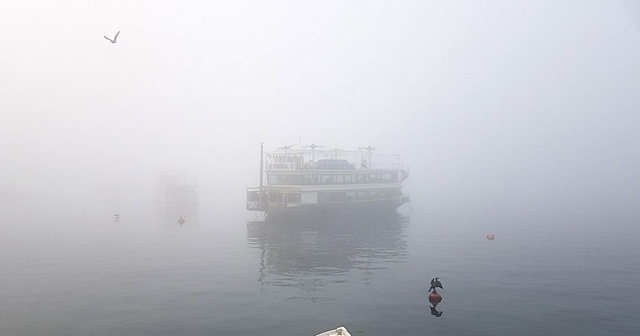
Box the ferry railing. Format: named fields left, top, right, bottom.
left=264, top=162, right=409, bottom=173
left=365, top=162, right=408, bottom=171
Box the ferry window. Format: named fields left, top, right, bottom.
left=287, top=193, right=301, bottom=203
left=268, top=175, right=278, bottom=184
left=336, top=175, right=344, bottom=183
left=357, top=174, right=366, bottom=183
left=357, top=191, right=365, bottom=198
left=382, top=173, right=392, bottom=182
left=345, top=175, right=354, bottom=183
left=268, top=191, right=283, bottom=203
left=281, top=175, right=303, bottom=185
left=304, top=175, right=319, bottom=185
left=321, top=175, right=332, bottom=184
left=345, top=192, right=356, bottom=200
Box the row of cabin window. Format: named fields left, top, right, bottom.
left=318, top=190, right=401, bottom=203
left=267, top=192, right=301, bottom=203
left=268, top=173, right=398, bottom=185
left=266, top=189, right=401, bottom=204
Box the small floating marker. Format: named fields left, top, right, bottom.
left=178, top=216, right=185, bottom=225
left=428, top=278, right=443, bottom=303
left=428, top=291, right=442, bottom=304
left=486, top=233, right=495, bottom=240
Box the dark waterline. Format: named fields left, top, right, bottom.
left=1, top=199, right=639, bottom=336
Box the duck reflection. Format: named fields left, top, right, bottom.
left=247, top=212, right=409, bottom=300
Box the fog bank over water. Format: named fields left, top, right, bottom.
left=1, top=1, right=639, bottom=236
left=2, top=3, right=640, bottom=336
left=388, top=2, right=640, bottom=235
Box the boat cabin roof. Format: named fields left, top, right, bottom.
left=264, top=146, right=406, bottom=172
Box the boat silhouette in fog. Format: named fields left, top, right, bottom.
left=246, top=143, right=410, bottom=218
left=155, top=170, right=198, bottom=224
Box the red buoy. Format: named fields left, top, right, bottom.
left=178, top=216, right=186, bottom=225
left=486, top=233, right=495, bottom=240
left=428, top=291, right=442, bottom=304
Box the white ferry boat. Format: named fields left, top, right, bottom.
left=246, top=144, right=410, bottom=217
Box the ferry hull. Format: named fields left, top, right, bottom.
left=262, top=197, right=409, bottom=219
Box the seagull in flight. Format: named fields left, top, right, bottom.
left=104, top=31, right=120, bottom=43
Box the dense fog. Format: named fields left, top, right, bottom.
left=2, top=1, right=639, bottom=235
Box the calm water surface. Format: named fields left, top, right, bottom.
left=1, top=199, right=639, bottom=336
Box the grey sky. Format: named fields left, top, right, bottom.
left=2, top=1, right=639, bottom=228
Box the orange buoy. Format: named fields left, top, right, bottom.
left=486, top=233, right=495, bottom=240
left=178, top=216, right=186, bottom=225
left=428, top=291, right=442, bottom=304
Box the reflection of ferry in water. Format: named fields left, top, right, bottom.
left=246, top=144, right=410, bottom=217
left=247, top=212, right=409, bottom=297
left=155, top=170, right=198, bottom=223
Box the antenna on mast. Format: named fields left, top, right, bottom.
left=359, top=146, right=377, bottom=169
left=331, top=148, right=344, bottom=159
left=259, top=143, right=264, bottom=187
left=277, top=145, right=295, bottom=154
left=302, top=143, right=324, bottom=163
